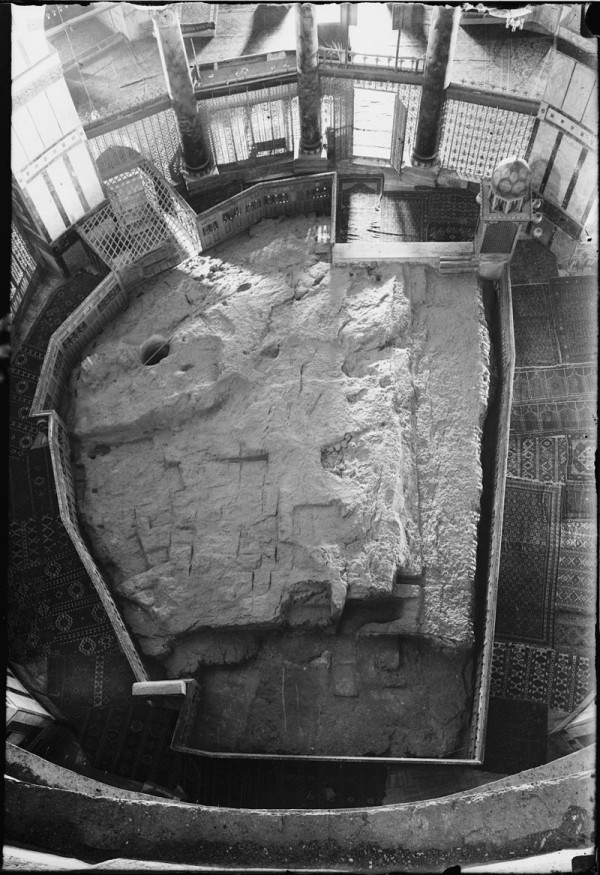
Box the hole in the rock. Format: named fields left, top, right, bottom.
left=179, top=363, right=194, bottom=372
left=140, top=334, right=170, bottom=366
left=237, top=282, right=252, bottom=292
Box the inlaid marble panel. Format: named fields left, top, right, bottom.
left=563, top=63, right=596, bottom=123
left=544, top=53, right=575, bottom=108
left=552, top=135, right=584, bottom=206
left=566, top=151, right=598, bottom=223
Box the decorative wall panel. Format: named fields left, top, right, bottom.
left=439, top=101, right=535, bottom=180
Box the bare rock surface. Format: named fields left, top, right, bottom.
left=68, top=216, right=489, bottom=673
left=189, top=632, right=472, bottom=757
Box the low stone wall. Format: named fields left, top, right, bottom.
left=5, top=753, right=594, bottom=866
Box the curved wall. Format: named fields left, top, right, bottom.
left=5, top=746, right=594, bottom=866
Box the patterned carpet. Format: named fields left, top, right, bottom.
left=47, top=654, right=136, bottom=720
left=483, top=698, right=548, bottom=775
left=506, top=435, right=568, bottom=482
left=491, top=251, right=597, bottom=773
left=75, top=702, right=184, bottom=791
left=338, top=184, right=479, bottom=243
left=506, top=240, right=559, bottom=286
left=511, top=277, right=597, bottom=370
left=491, top=642, right=592, bottom=712
left=8, top=271, right=129, bottom=676
left=495, top=480, right=562, bottom=647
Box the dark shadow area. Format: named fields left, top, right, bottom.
left=241, top=4, right=292, bottom=56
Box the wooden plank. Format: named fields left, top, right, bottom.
left=132, top=680, right=188, bottom=697
left=333, top=242, right=474, bottom=263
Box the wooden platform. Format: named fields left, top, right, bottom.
left=332, top=241, right=474, bottom=264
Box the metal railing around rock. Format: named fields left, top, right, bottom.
left=195, top=172, right=337, bottom=251
left=468, top=264, right=515, bottom=760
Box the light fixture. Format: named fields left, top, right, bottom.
left=469, top=4, right=534, bottom=31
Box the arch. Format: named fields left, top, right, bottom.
left=95, top=144, right=145, bottom=179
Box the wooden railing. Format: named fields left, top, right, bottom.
left=28, top=270, right=150, bottom=684
left=468, top=264, right=515, bottom=760
left=196, top=173, right=336, bottom=251
left=319, top=47, right=425, bottom=75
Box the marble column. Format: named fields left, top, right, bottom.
left=296, top=3, right=322, bottom=155
left=411, top=6, right=460, bottom=167
left=150, top=5, right=213, bottom=175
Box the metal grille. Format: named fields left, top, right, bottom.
left=321, top=77, right=421, bottom=166
left=439, top=101, right=536, bottom=180
left=11, top=223, right=39, bottom=318
left=87, top=107, right=182, bottom=184
left=77, top=161, right=199, bottom=272
left=198, top=83, right=299, bottom=167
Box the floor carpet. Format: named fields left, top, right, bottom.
left=510, top=398, right=597, bottom=435
left=75, top=702, right=184, bottom=791
left=9, top=275, right=125, bottom=669
left=483, top=697, right=548, bottom=775
left=512, top=364, right=597, bottom=405
left=495, top=479, right=562, bottom=647
left=508, top=240, right=559, bottom=285
left=25, top=268, right=104, bottom=351
left=491, top=642, right=593, bottom=712
left=548, top=277, right=598, bottom=365
left=506, top=434, right=568, bottom=482
left=338, top=185, right=479, bottom=243
left=511, top=277, right=597, bottom=369
left=511, top=284, right=561, bottom=368
left=47, top=654, right=136, bottom=720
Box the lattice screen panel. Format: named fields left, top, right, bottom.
left=439, top=101, right=536, bottom=180
left=198, top=83, right=299, bottom=167
left=78, top=161, right=200, bottom=271
left=87, top=108, right=182, bottom=184
left=322, top=77, right=421, bottom=166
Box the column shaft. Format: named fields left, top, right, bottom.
left=411, top=7, right=459, bottom=167
left=296, top=3, right=322, bottom=155
left=152, top=7, right=213, bottom=174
